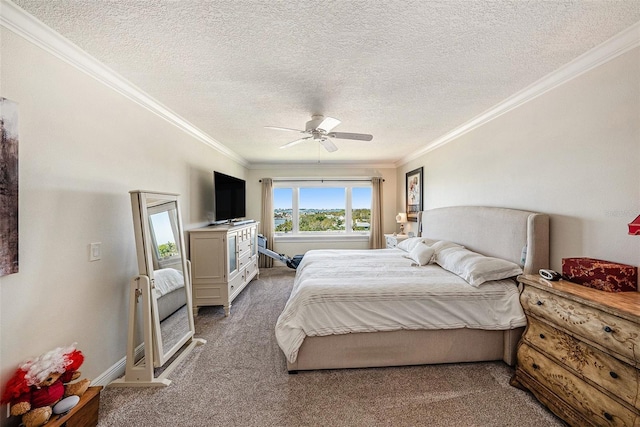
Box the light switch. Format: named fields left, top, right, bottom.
left=89, top=242, right=102, bottom=261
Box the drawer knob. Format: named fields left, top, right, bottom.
left=536, top=300, right=543, bottom=306
left=532, top=363, right=539, bottom=370
left=609, top=371, right=618, bottom=379
left=604, top=412, right=613, bottom=421
left=539, top=333, right=545, bottom=339
left=604, top=326, right=613, bottom=333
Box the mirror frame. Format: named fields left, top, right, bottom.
left=112, top=191, right=204, bottom=387
left=130, top=191, right=195, bottom=367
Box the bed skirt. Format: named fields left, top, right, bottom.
left=286, top=327, right=524, bottom=372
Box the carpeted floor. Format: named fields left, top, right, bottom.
left=98, top=267, right=563, bottom=426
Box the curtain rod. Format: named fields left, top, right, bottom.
left=259, top=178, right=384, bottom=183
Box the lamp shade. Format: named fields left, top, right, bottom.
left=629, top=214, right=640, bottom=235
left=396, top=213, right=407, bottom=223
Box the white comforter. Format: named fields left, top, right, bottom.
left=275, top=249, right=526, bottom=363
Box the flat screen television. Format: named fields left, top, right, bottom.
left=213, top=171, right=246, bottom=222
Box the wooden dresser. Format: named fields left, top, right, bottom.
left=189, top=221, right=259, bottom=316
left=511, top=274, right=640, bottom=427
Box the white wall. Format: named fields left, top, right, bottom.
left=0, top=28, right=247, bottom=418
left=246, top=166, right=398, bottom=259
left=398, top=47, right=640, bottom=274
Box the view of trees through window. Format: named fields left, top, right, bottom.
left=158, top=241, right=178, bottom=258
left=150, top=212, right=180, bottom=258
left=274, top=185, right=371, bottom=234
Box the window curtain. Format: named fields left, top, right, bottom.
left=369, top=177, right=385, bottom=249
left=259, top=178, right=274, bottom=268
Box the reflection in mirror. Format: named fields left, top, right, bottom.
left=147, top=201, right=191, bottom=362
left=111, top=191, right=205, bottom=388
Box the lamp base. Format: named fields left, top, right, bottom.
left=400, top=224, right=404, bottom=234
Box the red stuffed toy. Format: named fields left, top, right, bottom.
left=1, top=344, right=91, bottom=427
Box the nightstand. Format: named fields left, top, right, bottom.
left=384, top=234, right=409, bottom=248
left=511, top=275, right=640, bottom=427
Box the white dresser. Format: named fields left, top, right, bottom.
left=189, top=221, right=259, bottom=316
left=384, top=234, right=409, bottom=248
left=512, top=274, right=640, bottom=427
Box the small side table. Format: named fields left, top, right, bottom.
left=48, top=386, right=103, bottom=427
left=384, top=234, right=409, bottom=248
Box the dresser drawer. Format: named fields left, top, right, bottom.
left=228, top=272, right=244, bottom=297
left=238, top=251, right=251, bottom=271
left=521, top=286, right=640, bottom=365
left=524, top=318, right=639, bottom=410
left=245, top=257, right=258, bottom=280
left=385, top=236, right=397, bottom=248
left=238, top=238, right=251, bottom=256
left=518, top=343, right=637, bottom=427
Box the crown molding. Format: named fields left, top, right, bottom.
left=248, top=161, right=397, bottom=170
left=397, top=21, right=640, bottom=167
left=0, top=0, right=248, bottom=166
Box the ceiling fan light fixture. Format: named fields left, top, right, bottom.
left=267, top=114, right=373, bottom=152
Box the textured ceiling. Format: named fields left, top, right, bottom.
left=12, top=0, right=640, bottom=166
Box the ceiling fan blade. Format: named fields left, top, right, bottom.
left=319, top=138, right=338, bottom=153
left=316, top=116, right=341, bottom=133
left=280, top=137, right=311, bottom=149
left=328, top=132, right=373, bottom=141
left=265, top=126, right=306, bottom=133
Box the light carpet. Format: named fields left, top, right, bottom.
left=98, top=267, right=562, bottom=426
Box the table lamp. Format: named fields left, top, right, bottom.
left=396, top=213, right=407, bottom=234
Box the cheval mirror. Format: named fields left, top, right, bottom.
left=112, top=191, right=205, bottom=387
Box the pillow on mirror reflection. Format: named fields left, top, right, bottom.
left=153, top=268, right=184, bottom=296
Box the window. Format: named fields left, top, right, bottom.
left=147, top=202, right=182, bottom=270
left=274, top=181, right=372, bottom=238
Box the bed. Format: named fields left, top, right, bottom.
left=275, top=206, right=549, bottom=372
left=154, top=267, right=187, bottom=322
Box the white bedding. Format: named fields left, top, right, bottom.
left=153, top=268, right=185, bottom=297
left=275, top=249, right=526, bottom=363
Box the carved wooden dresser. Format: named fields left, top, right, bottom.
left=511, top=274, right=640, bottom=427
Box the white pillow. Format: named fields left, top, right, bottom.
left=404, top=243, right=435, bottom=266
left=397, top=237, right=437, bottom=252
left=430, top=240, right=464, bottom=254
left=436, top=247, right=523, bottom=287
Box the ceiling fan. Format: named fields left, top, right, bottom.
left=265, top=115, right=373, bottom=152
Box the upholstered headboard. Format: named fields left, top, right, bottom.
left=418, top=206, right=549, bottom=275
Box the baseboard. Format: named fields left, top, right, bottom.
left=91, top=344, right=145, bottom=387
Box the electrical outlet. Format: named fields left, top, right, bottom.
left=89, top=242, right=102, bottom=261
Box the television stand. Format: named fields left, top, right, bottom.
left=231, top=219, right=255, bottom=226
left=189, top=221, right=260, bottom=316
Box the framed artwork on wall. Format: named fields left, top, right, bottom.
left=1, top=97, right=19, bottom=277
left=405, top=167, right=423, bottom=222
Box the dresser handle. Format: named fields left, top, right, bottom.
left=604, top=326, right=612, bottom=333
left=539, top=333, right=545, bottom=339
left=604, top=412, right=613, bottom=421
left=536, top=300, right=543, bottom=306
left=609, top=371, right=618, bottom=379
left=532, top=363, right=539, bottom=370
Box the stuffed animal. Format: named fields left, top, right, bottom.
left=1, top=344, right=91, bottom=427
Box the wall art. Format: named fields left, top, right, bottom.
left=1, top=97, right=19, bottom=276
left=405, top=167, right=423, bottom=222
